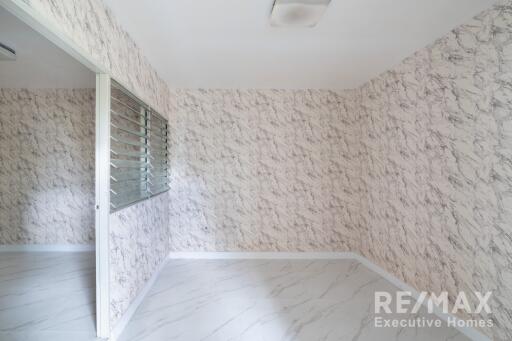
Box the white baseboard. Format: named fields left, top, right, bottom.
left=166, top=251, right=489, bottom=341
left=109, top=256, right=170, bottom=341
left=167, top=251, right=355, bottom=259
left=0, top=244, right=95, bottom=252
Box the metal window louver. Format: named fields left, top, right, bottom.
left=109, top=81, right=170, bottom=212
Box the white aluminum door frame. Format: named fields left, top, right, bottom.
left=95, top=74, right=111, bottom=337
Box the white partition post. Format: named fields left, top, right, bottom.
left=95, top=74, right=111, bottom=337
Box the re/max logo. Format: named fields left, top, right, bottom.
left=374, top=291, right=492, bottom=315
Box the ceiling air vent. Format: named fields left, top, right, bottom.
left=270, top=0, right=331, bottom=27
left=0, top=42, right=16, bottom=61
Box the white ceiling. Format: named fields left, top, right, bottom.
left=103, top=0, right=495, bottom=90
left=0, top=7, right=95, bottom=88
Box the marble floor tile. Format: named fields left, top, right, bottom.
left=119, top=259, right=470, bottom=341
left=0, top=251, right=98, bottom=341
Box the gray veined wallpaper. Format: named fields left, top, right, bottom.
left=357, top=2, right=512, bottom=339
left=0, top=88, right=95, bottom=245
left=167, top=89, right=362, bottom=252
left=109, top=193, right=170, bottom=325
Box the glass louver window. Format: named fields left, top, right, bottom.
left=109, top=80, right=169, bottom=212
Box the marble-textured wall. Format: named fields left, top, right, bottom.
left=168, top=89, right=362, bottom=252
left=357, top=1, right=512, bottom=340
left=109, top=193, right=169, bottom=325
left=19, top=0, right=173, bottom=329
left=0, top=88, right=95, bottom=244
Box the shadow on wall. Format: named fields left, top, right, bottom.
left=0, top=88, right=96, bottom=245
